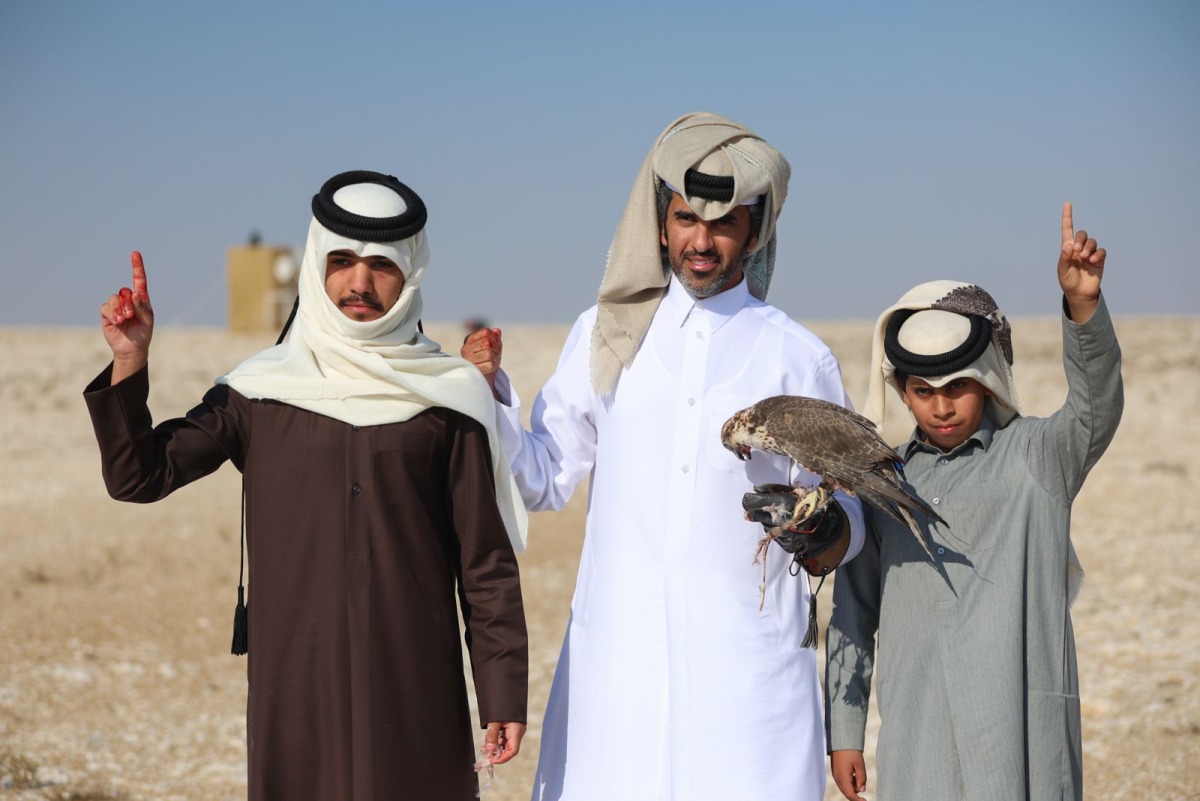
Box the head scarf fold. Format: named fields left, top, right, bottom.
left=590, top=112, right=791, bottom=395
left=217, top=173, right=527, bottom=552
left=863, top=280, right=1021, bottom=444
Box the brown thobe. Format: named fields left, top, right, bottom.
left=84, top=364, right=528, bottom=801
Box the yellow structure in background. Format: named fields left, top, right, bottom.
left=227, top=243, right=299, bottom=333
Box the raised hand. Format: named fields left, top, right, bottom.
left=100, top=251, right=155, bottom=383
left=460, top=326, right=503, bottom=397
left=1057, top=203, right=1105, bottom=323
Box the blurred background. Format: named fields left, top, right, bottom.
left=2, top=0, right=1197, bottom=332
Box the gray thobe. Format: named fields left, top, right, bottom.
left=825, top=296, right=1123, bottom=801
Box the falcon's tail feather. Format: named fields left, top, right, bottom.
left=854, top=472, right=945, bottom=560
left=857, top=490, right=935, bottom=559
left=858, top=470, right=945, bottom=524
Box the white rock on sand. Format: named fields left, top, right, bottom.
left=0, top=317, right=1196, bottom=800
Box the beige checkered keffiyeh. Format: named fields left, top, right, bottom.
left=590, top=112, right=791, bottom=396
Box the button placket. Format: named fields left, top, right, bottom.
left=665, top=309, right=709, bottom=553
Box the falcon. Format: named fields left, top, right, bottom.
left=721, top=395, right=944, bottom=557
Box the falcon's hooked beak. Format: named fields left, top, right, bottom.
left=720, top=416, right=753, bottom=461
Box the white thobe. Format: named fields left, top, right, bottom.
left=496, top=276, right=864, bottom=801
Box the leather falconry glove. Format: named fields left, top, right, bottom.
left=742, top=484, right=847, bottom=562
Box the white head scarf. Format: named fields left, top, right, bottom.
left=863, top=280, right=1022, bottom=443
left=217, top=173, right=527, bottom=552
left=590, top=112, right=791, bottom=396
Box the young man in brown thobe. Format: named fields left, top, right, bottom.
left=85, top=171, right=529, bottom=801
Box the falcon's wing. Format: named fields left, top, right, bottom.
left=762, top=397, right=883, bottom=489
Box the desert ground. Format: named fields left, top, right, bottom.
left=1, top=316, right=1197, bottom=800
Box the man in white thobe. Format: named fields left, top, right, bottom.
left=464, top=112, right=865, bottom=800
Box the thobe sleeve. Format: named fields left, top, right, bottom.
left=490, top=314, right=597, bottom=512
left=824, top=506, right=884, bottom=752
left=83, top=363, right=248, bottom=502
left=1024, top=294, right=1124, bottom=503
left=446, top=413, right=529, bottom=727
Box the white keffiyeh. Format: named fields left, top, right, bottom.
left=218, top=180, right=527, bottom=551
left=863, top=279, right=1022, bottom=445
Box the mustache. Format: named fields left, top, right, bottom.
left=682, top=247, right=755, bottom=269
left=338, top=293, right=384, bottom=311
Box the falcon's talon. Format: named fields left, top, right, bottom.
left=787, top=486, right=831, bottom=529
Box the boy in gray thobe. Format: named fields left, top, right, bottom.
left=825, top=204, right=1122, bottom=801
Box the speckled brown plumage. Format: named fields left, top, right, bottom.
left=721, top=395, right=944, bottom=556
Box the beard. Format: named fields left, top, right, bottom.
left=668, top=247, right=750, bottom=299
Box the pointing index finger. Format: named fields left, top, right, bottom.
left=1061, top=202, right=1074, bottom=247
left=131, top=251, right=149, bottom=295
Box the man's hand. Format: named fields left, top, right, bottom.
left=830, top=749, right=868, bottom=801
left=100, top=251, right=155, bottom=384
left=1058, top=202, right=1105, bottom=324
left=461, top=326, right=503, bottom=398
left=483, top=720, right=525, bottom=765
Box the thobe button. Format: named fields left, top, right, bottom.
left=681, top=465, right=690, bottom=473
left=694, top=331, right=703, bottom=340
left=352, top=483, right=362, bottom=495
left=939, top=457, right=948, bottom=465
left=352, top=425, right=361, bottom=431
left=932, top=497, right=940, bottom=505
left=687, top=397, right=696, bottom=406
left=937, top=547, right=946, bottom=555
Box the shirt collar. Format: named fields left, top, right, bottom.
left=662, top=272, right=751, bottom=334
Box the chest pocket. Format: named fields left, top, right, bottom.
left=374, top=435, right=441, bottom=507
left=937, top=476, right=1012, bottom=554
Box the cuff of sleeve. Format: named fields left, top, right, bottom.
left=1063, top=292, right=1118, bottom=364
left=83, top=362, right=150, bottom=414
left=827, top=721, right=868, bottom=753
left=493, top=369, right=515, bottom=407
left=475, top=674, right=529, bottom=728
left=835, top=491, right=866, bottom=566
left=493, top=371, right=526, bottom=460
left=1066, top=290, right=1111, bottom=330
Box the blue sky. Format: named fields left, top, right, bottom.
left=2, top=0, right=1196, bottom=328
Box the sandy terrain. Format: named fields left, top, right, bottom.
left=1, top=316, right=1197, bottom=800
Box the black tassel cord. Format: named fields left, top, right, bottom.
left=799, top=570, right=828, bottom=650
left=229, top=306, right=300, bottom=655
left=231, top=486, right=248, bottom=656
